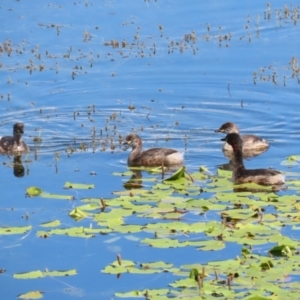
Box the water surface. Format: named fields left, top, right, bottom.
left=0, top=0, right=299, bottom=299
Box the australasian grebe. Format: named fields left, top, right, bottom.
left=215, top=122, right=269, bottom=158
left=123, top=134, right=184, bottom=167
left=0, top=123, right=29, bottom=154
left=221, top=133, right=284, bottom=186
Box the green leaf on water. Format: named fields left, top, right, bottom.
left=190, top=240, right=225, bottom=251
left=14, top=269, right=77, bottom=280
left=14, top=270, right=44, bottom=279
left=281, top=155, right=300, bottom=166
left=69, top=207, right=90, bottom=221
left=269, top=244, right=294, bottom=257
left=128, top=267, right=161, bottom=274
left=163, top=166, right=185, bottom=181
left=169, top=277, right=198, bottom=288
left=26, top=186, right=43, bottom=197
left=40, top=220, right=61, bottom=228
left=44, top=269, right=77, bottom=276
left=110, top=224, right=142, bottom=233
left=64, top=182, right=95, bottom=189
left=18, top=291, right=43, bottom=299
left=40, top=193, right=75, bottom=200
left=102, top=265, right=130, bottom=274
left=114, top=290, right=144, bottom=297
left=76, top=203, right=101, bottom=211
left=141, top=237, right=187, bottom=248
left=140, top=261, right=174, bottom=269
left=115, top=289, right=169, bottom=298
left=43, top=227, right=95, bottom=238
left=244, top=295, right=273, bottom=300
left=0, top=225, right=32, bottom=235
left=217, top=168, right=232, bottom=178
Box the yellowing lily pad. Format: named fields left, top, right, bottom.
left=18, top=291, right=43, bottom=299
left=64, top=182, right=95, bottom=189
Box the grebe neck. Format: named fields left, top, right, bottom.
left=14, top=133, right=22, bottom=145
left=231, top=142, right=245, bottom=171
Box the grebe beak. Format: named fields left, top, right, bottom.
left=220, top=137, right=226, bottom=141
left=122, top=140, right=130, bottom=145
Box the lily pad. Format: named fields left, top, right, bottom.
left=64, top=182, right=95, bottom=189
left=26, top=187, right=43, bottom=197
left=40, top=220, right=61, bottom=228
left=163, top=166, right=185, bottom=181
left=40, top=193, right=75, bottom=200
left=18, top=291, right=43, bottom=299
left=14, top=270, right=44, bottom=279
left=0, top=225, right=32, bottom=235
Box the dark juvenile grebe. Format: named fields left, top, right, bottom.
left=221, top=133, right=284, bottom=186
left=0, top=123, right=30, bottom=154
left=123, top=134, right=184, bottom=167
left=215, top=122, right=269, bottom=158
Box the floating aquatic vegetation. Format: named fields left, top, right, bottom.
left=14, top=269, right=77, bottom=279
left=69, top=207, right=91, bottom=221
left=111, top=243, right=300, bottom=299
left=281, top=155, right=300, bottom=166
left=0, top=225, right=32, bottom=235
left=40, top=193, right=75, bottom=200
left=9, top=152, right=300, bottom=298
left=40, top=220, right=61, bottom=227
left=18, top=290, right=43, bottom=299
left=64, top=182, right=95, bottom=189
left=26, top=186, right=74, bottom=200
left=26, top=186, right=42, bottom=197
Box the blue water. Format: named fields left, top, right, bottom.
left=0, top=0, right=299, bottom=298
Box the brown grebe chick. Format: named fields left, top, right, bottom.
left=0, top=123, right=30, bottom=154
left=221, top=133, right=284, bottom=186
left=123, top=134, right=184, bottom=167
left=215, top=122, right=269, bottom=158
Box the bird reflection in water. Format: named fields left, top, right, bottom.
left=123, top=169, right=143, bottom=190
left=13, top=155, right=26, bottom=178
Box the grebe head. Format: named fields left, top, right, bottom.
left=215, top=122, right=240, bottom=134
left=123, top=134, right=142, bottom=149
left=13, top=123, right=25, bottom=137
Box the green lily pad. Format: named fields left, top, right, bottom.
left=18, top=291, right=43, bottom=299
left=40, top=220, right=61, bottom=228
left=44, top=269, right=77, bottom=276
left=69, top=207, right=90, bottom=221
left=40, top=193, right=75, bottom=200
left=0, top=225, right=32, bottom=235
left=14, top=270, right=44, bottom=279
left=163, top=166, right=185, bottom=181
left=26, top=186, right=43, bottom=197
left=64, top=182, right=95, bottom=189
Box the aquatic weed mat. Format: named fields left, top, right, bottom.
left=18, top=165, right=300, bottom=299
